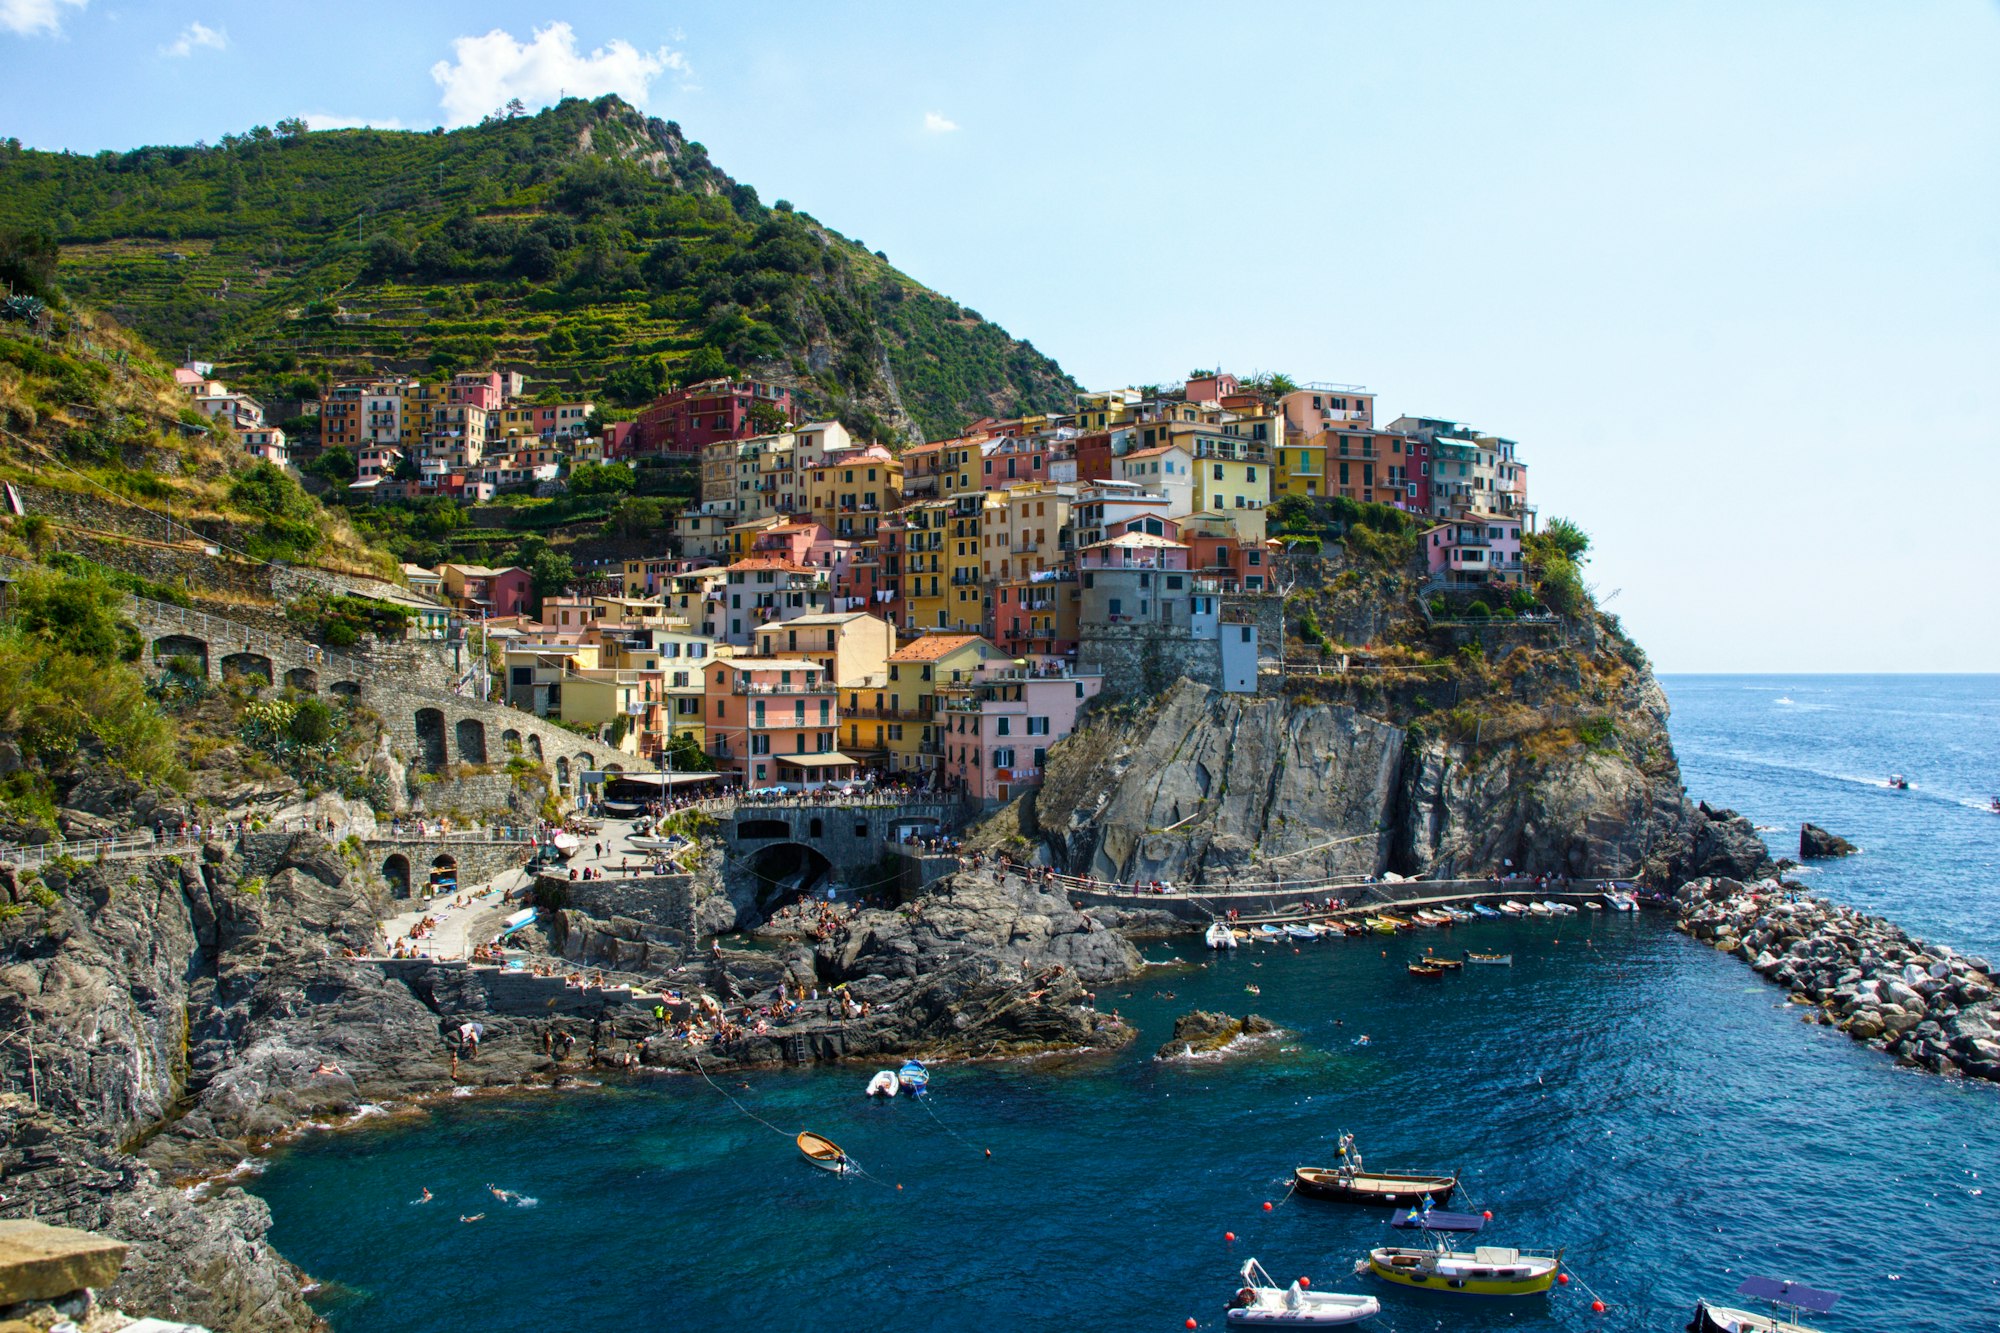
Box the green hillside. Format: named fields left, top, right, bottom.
left=0, top=96, right=1077, bottom=441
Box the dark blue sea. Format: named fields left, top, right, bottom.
left=248, top=676, right=2000, bottom=1333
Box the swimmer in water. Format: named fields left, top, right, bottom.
left=460, top=1213, right=485, bottom=1223
left=414, top=1188, right=432, bottom=1204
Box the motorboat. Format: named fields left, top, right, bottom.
left=1225, top=1258, right=1381, bottom=1327
left=1360, top=1208, right=1561, bottom=1297
left=797, top=1131, right=851, bottom=1174
left=897, top=1059, right=930, bottom=1097
left=1888, top=774, right=1910, bottom=790
left=1499, top=901, right=1528, bottom=916
left=1547, top=901, right=1578, bottom=915
left=1527, top=902, right=1552, bottom=917
left=1294, top=1137, right=1456, bottom=1207
left=865, top=1069, right=901, bottom=1098
left=1408, top=963, right=1444, bottom=979
left=1605, top=892, right=1639, bottom=912
left=1464, top=951, right=1513, bottom=966
left=1207, top=922, right=1240, bottom=950
left=1285, top=924, right=1319, bottom=941
left=1259, top=924, right=1286, bottom=939
left=1419, top=953, right=1463, bottom=972
left=1688, top=1275, right=1839, bottom=1333
left=1472, top=903, right=1501, bottom=919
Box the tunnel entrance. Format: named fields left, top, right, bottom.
left=743, top=842, right=836, bottom=916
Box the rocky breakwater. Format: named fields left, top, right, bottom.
left=1675, top=877, right=2000, bottom=1080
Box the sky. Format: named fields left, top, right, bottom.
left=2, top=0, right=1997, bottom=673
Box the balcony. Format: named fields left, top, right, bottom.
left=745, top=714, right=831, bottom=729
left=732, top=682, right=832, bottom=695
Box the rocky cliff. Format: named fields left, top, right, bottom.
left=1007, top=616, right=1771, bottom=889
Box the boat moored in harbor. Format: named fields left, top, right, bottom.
left=1687, top=1276, right=1839, bottom=1333
left=1464, top=951, right=1513, bottom=966
left=897, top=1059, right=930, bottom=1096
left=1360, top=1207, right=1561, bottom=1298
left=865, top=1069, right=901, bottom=1097
left=1293, top=1135, right=1456, bottom=1207
left=796, top=1131, right=851, bottom=1174
left=1225, top=1258, right=1381, bottom=1327
left=1206, top=921, right=1239, bottom=950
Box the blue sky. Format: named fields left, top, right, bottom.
left=3, top=1, right=1997, bottom=673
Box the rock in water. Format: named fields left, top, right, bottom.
left=1154, top=1010, right=1277, bottom=1060
left=1800, top=823, right=1858, bottom=858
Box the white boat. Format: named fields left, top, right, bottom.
left=1206, top=922, right=1239, bottom=950
left=1226, top=1258, right=1380, bottom=1326
left=1583, top=901, right=1603, bottom=911
left=1690, top=1274, right=1839, bottom=1333
left=1500, top=901, right=1528, bottom=916
left=1527, top=901, right=1552, bottom=917
left=627, top=834, right=686, bottom=852
left=865, top=1069, right=901, bottom=1098
left=1605, top=892, right=1638, bottom=912
left=548, top=832, right=582, bottom=858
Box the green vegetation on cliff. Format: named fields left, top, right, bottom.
left=0, top=96, right=1078, bottom=441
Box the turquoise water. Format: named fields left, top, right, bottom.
left=249, top=676, right=2000, bottom=1333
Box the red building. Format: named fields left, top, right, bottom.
left=1073, top=431, right=1114, bottom=482
left=634, top=378, right=794, bottom=455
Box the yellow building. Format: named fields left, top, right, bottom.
left=981, top=483, right=1075, bottom=584
left=801, top=445, right=904, bottom=541
left=883, top=634, right=999, bottom=776
left=1277, top=437, right=1325, bottom=499
left=752, top=611, right=895, bottom=688
left=897, top=499, right=953, bottom=632
left=839, top=673, right=891, bottom=767
left=1190, top=444, right=1271, bottom=543
left=558, top=669, right=651, bottom=756
left=944, top=493, right=986, bottom=632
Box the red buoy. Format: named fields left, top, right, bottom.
left=1557, top=1273, right=1570, bottom=1286
left=985, top=1149, right=992, bottom=1158
left=1482, top=1210, right=1492, bottom=1220
left=1224, top=1231, right=1235, bottom=1242
left=1592, top=1299, right=1606, bottom=1313
left=1298, top=1276, right=1310, bottom=1288
left=1262, top=1201, right=1273, bottom=1212
left=1186, top=1319, right=1198, bottom=1330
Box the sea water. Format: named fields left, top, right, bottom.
left=249, top=676, right=2000, bottom=1333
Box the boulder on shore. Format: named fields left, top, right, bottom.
left=1800, top=823, right=1858, bottom=859
left=1154, top=1010, right=1276, bottom=1060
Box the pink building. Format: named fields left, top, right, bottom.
left=1424, top=517, right=1525, bottom=588
left=939, top=661, right=1103, bottom=805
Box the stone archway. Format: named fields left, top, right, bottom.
left=413, top=708, right=448, bottom=772
left=381, top=853, right=411, bottom=899
left=556, top=755, right=570, bottom=788
left=604, top=761, right=624, bottom=773
left=455, top=717, right=488, bottom=765
left=502, top=728, right=522, bottom=755
left=329, top=680, right=361, bottom=699
left=528, top=734, right=544, bottom=761
left=285, top=666, right=319, bottom=693
left=152, top=634, right=208, bottom=678
left=742, top=842, right=836, bottom=915
left=220, top=651, right=273, bottom=686
left=427, top=854, right=458, bottom=895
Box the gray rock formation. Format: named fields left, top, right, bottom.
left=1154, top=1010, right=1278, bottom=1060
left=1800, top=823, right=1858, bottom=859
left=1675, top=877, right=2000, bottom=1081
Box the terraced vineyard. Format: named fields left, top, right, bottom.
left=0, top=96, right=1077, bottom=441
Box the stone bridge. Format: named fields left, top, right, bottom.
left=124, top=595, right=611, bottom=795
left=716, top=799, right=964, bottom=909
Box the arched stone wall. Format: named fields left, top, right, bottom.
left=221, top=651, right=273, bottom=685
left=455, top=717, right=488, bottom=765
left=381, top=853, right=411, bottom=899
left=152, top=634, right=208, bottom=677
left=414, top=708, right=448, bottom=772
left=285, top=666, right=319, bottom=693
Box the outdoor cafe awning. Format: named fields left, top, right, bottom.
left=775, top=751, right=861, bottom=769
left=598, top=771, right=723, bottom=789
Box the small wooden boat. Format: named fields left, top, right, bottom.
left=1583, top=900, right=1604, bottom=911
left=1206, top=921, right=1239, bottom=950
left=865, top=1069, right=900, bottom=1098
left=1408, top=963, right=1444, bottom=979
left=1361, top=1209, right=1560, bottom=1297
left=1421, top=954, right=1464, bottom=972
left=1226, top=1258, right=1380, bottom=1326
left=1464, top=951, right=1513, bottom=965
left=1293, top=1164, right=1457, bottom=1208
left=1527, top=901, right=1552, bottom=917
left=1285, top=923, right=1318, bottom=941
left=1472, top=903, right=1501, bottom=918
left=1377, top=914, right=1412, bottom=930
left=1365, top=917, right=1398, bottom=935
left=1500, top=901, right=1528, bottom=916
left=797, top=1130, right=850, bottom=1174
left=897, top=1059, right=930, bottom=1097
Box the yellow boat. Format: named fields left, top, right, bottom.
left=1365, top=917, right=1399, bottom=935
left=1359, top=1208, right=1561, bottom=1298
left=1376, top=914, right=1413, bottom=930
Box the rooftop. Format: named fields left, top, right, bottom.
left=889, top=633, right=989, bottom=662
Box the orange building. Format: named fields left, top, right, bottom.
left=702, top=657, right=856, bottom=790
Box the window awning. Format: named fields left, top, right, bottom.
left=776, top=751, right=860, bottom=769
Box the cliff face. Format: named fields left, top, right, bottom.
left=1016, top=619, right=1769, bottom=889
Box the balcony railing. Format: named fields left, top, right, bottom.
left=732, top=682, right=832, bottom=695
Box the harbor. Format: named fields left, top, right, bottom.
left=246, top=907, right=1996, bottom=1333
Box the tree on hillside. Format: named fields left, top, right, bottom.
left=0, top=228, right=59, bottom=304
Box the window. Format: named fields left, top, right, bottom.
left=993, top=747, right=1015, bottom=768
left=1166, top=574, right=1184, bottom=590
left=1027, top=716, right=1050, bottom=735
left=996, top=717, right=1010, bottom=736
left=1108, top=598, right=1122, bottom=615
left=1213, top=464, right=1224, bottom=480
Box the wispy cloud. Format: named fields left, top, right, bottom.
left=160, top=19, right=225, bottom=57
left=923, top=111, right=959, bottom=134
left=302, top=112, right=407, bottom=131
left=430, top=23, right=691, bottom=129
left=0, top=0, right=85, bottom=37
